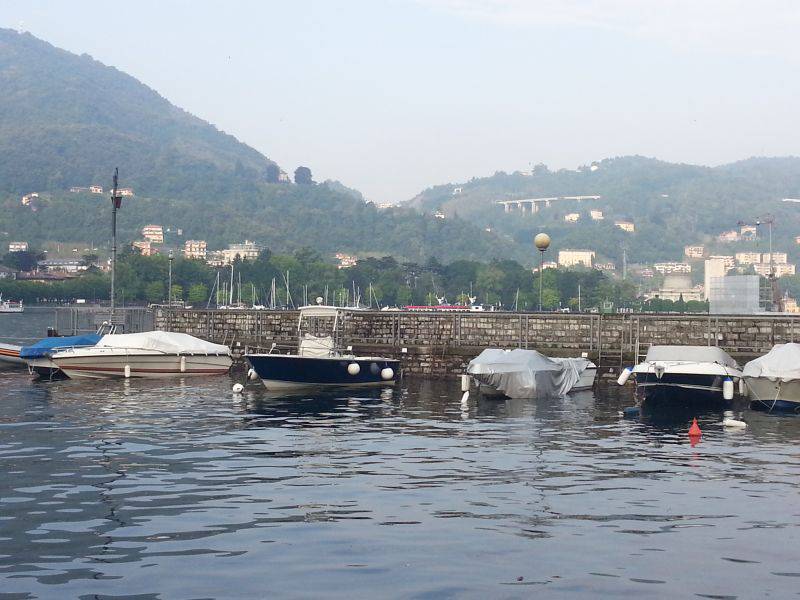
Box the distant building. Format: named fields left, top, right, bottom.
left=452, top=187, right=462, bottom=195
left=335, top=253, right=358, bottom=269
left=278, top=170, right=291, bottom=183
left=640, top=268, right=655, bottom=278
left=118, top=188, right=134, bottom=197
left=704, top=258, right=731, bottom=300
left=709, top=275, right=760, bottom=314
left=37, top=259, right=88, bottom=274
left=646, top=274, right=704, bottom=302
left=594, top=262, right=616, bottom=271
left=218, top=240, right=260, bottom=264
left=69, top=186, right=88, bottom=193
left=0, top=265, right=16, bottom=279
left=785, top=296, right=800, bottom=313
left=376, top=202, right=397, bottom=210
left=717, top=230, right=740, bottom=243
left=735, top=251, right=762, bottom=265
left=589, top=209, right=604, bottom=220
left=708, top=254, right=735, bottom=269
left=763, top=252, right=788, bottom=264
left=684, top=245, right=705, bottom=259
left=654, top=262, right=691, bottom=275
left=89, top=185, right=103, bottom=194
left=21, top=193, right=38, bottom=206
left=8, top=241, right=28, bottom=252
left=564, top=212, right=580, bottom=223
left=558, top=249, right=595, bottom=268
left=795, top=235, right=800, bottom=245
left=434, top=210, right=446, bottom=219
left=740, top=225, right=757, bottom=240
left=754, top=263, right=796, bottom=277
left=614, top=220, right=634, bottom=233
left=183, top=240, right=207, bottom=260
left=141, top=225, right=164, bottom=244
left=132, top=240, right=154, bottom=256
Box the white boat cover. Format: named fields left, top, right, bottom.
left=467, top=348, right=591, bottom=398
left=644, top=345, right=739, bottom=369
left=743, top=343, right=800, bottom=381
left=96, top=331, right=230, bottom=355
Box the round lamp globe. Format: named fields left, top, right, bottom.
left=534, top=233, right=551, bottom=252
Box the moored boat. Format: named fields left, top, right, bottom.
left=743, top=343, right=800, bottom=412
left=21, top=332, right=104, bottom=378
left=466, top=348, right=596, bottom=398
left=246, top=304, right=399, bottom=390
left=0, top=341, right=24, bottom=368
left=48, top=331, right=232, bottom=379
left=0, top=294, right=23, bottom=313
left=623, top=345, right=743, bottom=405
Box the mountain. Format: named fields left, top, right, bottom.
left=0, top=28, right=524, bottom=263
left=408, top=155, right=800, bottom=267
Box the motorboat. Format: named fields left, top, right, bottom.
left=21, top=332, right=105, bottom=379
left=0, top=341, right=24, bottom=369
left=743, top=343, right=800, bottom=412
left=0, top=294, right=23, bottom=313
left=47, top=331, right=232, bottom=379
left=621, top=345, right=743, bottom=404
left=246, top=304, right=399, bottom=390
left=466, top=348, right=596, bottom=398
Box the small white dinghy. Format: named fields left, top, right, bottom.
left=466, top=348, right=596, bottom=399
left=743, top=343, right=800, bottom=412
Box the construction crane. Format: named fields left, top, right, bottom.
left=738, top=215, right=780, bottom=311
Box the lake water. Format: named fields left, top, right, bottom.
left=2, top=312, right=800, bottom=598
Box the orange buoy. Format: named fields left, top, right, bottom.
left=688, top=417, right=702, bottom=438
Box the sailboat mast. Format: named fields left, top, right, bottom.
left=229, top=264, right=234, bottom=305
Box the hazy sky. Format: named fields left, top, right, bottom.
left=2, top=0, right=799, bottom=202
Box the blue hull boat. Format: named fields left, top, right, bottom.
left=247, top=354, right=399, bottom=390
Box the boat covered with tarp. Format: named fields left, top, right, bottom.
left=467, top=348, right=595, bottom=398
left=744, top=343, right=800, bottom=412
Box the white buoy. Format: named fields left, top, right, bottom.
left=381, top=367, right=394, bottom=381
left=248, top=368, right=258, bottom=381
left=180, top=356, right=186, bottom=373
left=738, top=378, right=747, bottom=397
left=723, top=378, right=734, bottom=400
left=617, top=367, right=632, bottom=386
left=461, top=390, right=469, bottom=404
left=461, top=374, right=470, bottom=392
left=723, top=417, right=747, bottom=429
left=347, top=362, right=361, bottom=376
left=124, top=365, right=131, bottom=379
left=232, top=383, right=244, bottom=393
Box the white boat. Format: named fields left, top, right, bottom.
left=624, top=345, right=743, bottom=404
left=467, top=348, right=596, bottom=398
left=0, top=341, right=24, bottom=368
left=246, top=304, right=399, bottom=390
left=743, top=343, right=800, bottom=412
left=48, top=331, right=232, bottom=379
left=0, top=294, right=23, bottom=313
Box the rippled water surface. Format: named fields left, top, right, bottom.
left=2, top=318, right=800, bottom=598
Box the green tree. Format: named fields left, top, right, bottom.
left=145, top=281, right=164, bottom=303
left=187, top=283, right=208, bottom=304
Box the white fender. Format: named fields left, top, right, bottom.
left=180, top=356, right=186, bottom=373
left=617, top=367, right=632, bottom=386
left=381, top=367, right=394, bottom=381
left=124, top=365, right=131, bottom=379
left=347, top=362, right=361, bottom=376
left=723, top=378, right=734, bottom=401
left=232, top=383, right=244, bottom=393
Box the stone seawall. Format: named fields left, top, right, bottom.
left=155, top=309, right=800, bottom=376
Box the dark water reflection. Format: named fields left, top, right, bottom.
left=1, top=372, right=799, bottom=599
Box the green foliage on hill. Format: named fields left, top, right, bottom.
left=409, top=156, right=800, bottom=266
left=0, top=28, right=524, bottom=263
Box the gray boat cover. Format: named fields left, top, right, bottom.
left=743, top=343, right=800, bottom=381
left=467, top=348, right=591, bottom=398
left=644, top=345, right=739, bottom=369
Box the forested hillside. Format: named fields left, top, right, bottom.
left=409, top=156, right=800, bottom=265
left=0, top=28, right=525, bottom=263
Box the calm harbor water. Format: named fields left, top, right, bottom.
left=2, top=313, right=800, bottom=598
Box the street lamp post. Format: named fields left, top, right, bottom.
left=534, top=233, right=551, bottom=311
left=168, top=250, right=174, bottom=306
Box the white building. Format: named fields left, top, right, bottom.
left=589, top=209, right=604, bottom=220
left=141, top=225, right=164, bottom=244
left=89, top=185, right=103, bottom=194
left=595, top=262, right=616, bottom=271
left=434, top=210, right=446, bottom=219
left=740, top=225, right=757, bottom=239
left=708, top=255, right=735, bottom=269
left=614, top=220, right=635, bottom=233
left=763, top=252, right=788, bottom=264
left=684, top=245, right=705, bottom=259
left=564, top=212, right=580, bottom=223
left=654, top=262, right=691, bottom=275
left=21, top=193, right=38, bottom=206
left=8, top=241, right=28, bottom=252
left=132, top=240, right=154, bottom=256
left=717, top=230, right=740, bottom=243
left=183, top=240, right=207, bottom=260
left=37, top=259, right=88, bottom=274
left=558, top=249, right=595, bottom=268
left=335, top=253, right=358, bottom=269
left=735, top=251, right=762, bottom=265
left=219, top=240, right=260, bottom=264
left=646, top=274, right=704, bottom=302
left=754, top=263, right=796, bottom=277
left=704, top=258, right=730, bottom=300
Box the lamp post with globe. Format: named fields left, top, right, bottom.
left=534, top=233, right=551, bottom=311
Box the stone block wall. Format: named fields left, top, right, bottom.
left=154, top=309, right=800, bottom=376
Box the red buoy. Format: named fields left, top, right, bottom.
left=688, top=417, right=702, bottom=438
